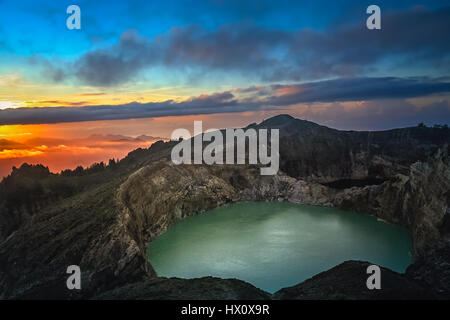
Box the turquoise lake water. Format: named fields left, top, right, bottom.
left=147, top=202, right=413, bottom=293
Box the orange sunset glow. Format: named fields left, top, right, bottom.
left=0, top=112, right=265, bottom=177
left=0, top=119, right=163, bottom=177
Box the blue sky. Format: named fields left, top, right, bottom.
left=1, top=0, right=448, bottom=57
left=0, top=0, right=449, bottom=128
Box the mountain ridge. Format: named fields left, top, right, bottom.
left=0, top=114, right=449, bottom=299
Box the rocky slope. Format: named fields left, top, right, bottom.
left=272, top=261, right=432, bottom=300
left=94, top=276, right=271, bottom=300
left=406, top=245, right=450, bottom=299
left=0, top=115, right=449, bottom=299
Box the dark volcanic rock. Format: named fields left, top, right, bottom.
left=273, top=261, right=432, bottom=300
left=94, top=277, right=271, bottom=300
left=260, top=115, right=450, bottom=183
left=406, top=245, right=450, bottom=299
left=0, top=181, right=153, bottom=300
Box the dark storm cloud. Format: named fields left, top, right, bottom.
left=1, top=77, right=449, bottom=125
left=266, top=77, right=450, bottom=105
left=67, top=24, right=288, bottom=86
left=274, top=6, right=450, bottom=80
left=0, top=90, right=241, bottom=125
left=45, top=6, right=450, bottom=86
left=74, top=31, right=160, bottom=86
left=162, top=23, right=288, bottom=70
left=301, top=99, right=450, bottom=131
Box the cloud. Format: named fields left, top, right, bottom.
left=293, top=99, right=450, bottom=131
left=272, top=6, right=450, bottom=80
left=0, top=77, right=449, bottom=125
left=266, top=77, right=450, bottom=105
left=0, top=139, right=28, bottom=151
left=37, top=6, right=450, bottom=86
left=36, top=100, right=89, bottom=106
left=74, top=31, right=160, bottom=86
left=0, top=89, right=240, bottom=125
left=76, top=93, right=106, bottom=96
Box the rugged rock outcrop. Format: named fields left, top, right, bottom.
left=272, top=261, right=432, bottom=300
left=117, top=162, right=239, bottom=248
left=406, top=245, right=450, bottom=299
left=0, top=181, right=150, bottom=299
left=330, top=147, right=450, bottom=257
left=94, top=276, right=270, bottom=300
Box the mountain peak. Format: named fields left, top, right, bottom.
left=263, top=114, right=294, bottom=122
left=259, top=114, right=295, bottom=126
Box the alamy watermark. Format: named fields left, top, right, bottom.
left=366, top=5, right=381, bottom=30
left=66, top=5, right=81, bottom=30
left=366, top=265, right=381, bottom=290
left=66, top=5, right=380, bottom=31
left=170, top=121, right=279, bottom=175
left=66, top=265, right=81, bottom=290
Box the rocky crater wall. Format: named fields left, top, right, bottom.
left=109, top=147, right=449, bottom=299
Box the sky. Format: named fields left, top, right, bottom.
left=0, top=0, right=449, bottom=177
